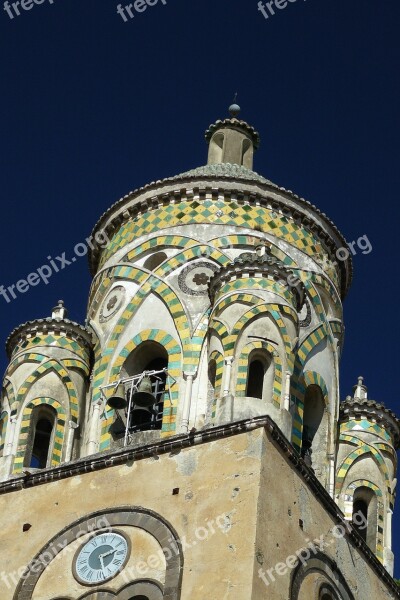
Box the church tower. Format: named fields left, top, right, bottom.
left=0, top=106, right=399, bottom=600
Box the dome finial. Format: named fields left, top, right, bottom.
left=353, top=375, right=368, bottom=400
left=229, top=93, right=240, bottom=118
left=52, top=299, right=68, bottom=320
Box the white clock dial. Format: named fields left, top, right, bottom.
left=74, top=531, right=130, bottom=585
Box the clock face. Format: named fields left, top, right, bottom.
left=74, top=531, right=130, bottom=585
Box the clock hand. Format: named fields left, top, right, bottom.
left=100, top=555, right=105, bottom=572
left=100, top=549, right=116, bottom=559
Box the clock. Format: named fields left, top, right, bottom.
left=73, top=531, right=130, bottom=585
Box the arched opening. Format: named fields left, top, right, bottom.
left=208, top=132, right=225, bottom=164
left=241, top=137, right=253, bottom=168
left=143, top=251, right=168, bottom=272
left=301, top=385, right=325, bottom=466
left=24, top=406, right=56, bottom=469
left=0, top=411, right=7, bottom=456
left=121, top=342, right=169, bottom=433
left=246, top=360, right=264, bottom=398
left=352, top=486, right=377, bottom=551
left=208, top=359, right=217, bottom=395
left=245, top=350, right=273, bottom=400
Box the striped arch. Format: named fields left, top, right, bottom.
left=211, top=235, right=297, bottom=268
left=98, top=329, right=182, bottom=451
left=13, top=397, right=66, bottom=473
left=8, top=352, right=49, bottom=376
left=153, top=244, right=230, bottom=279
left=91, top=267, right=190, bottom=408
left=183, top=311, right=209, bottom=373
left=213, top=234, right=340, bottom=313
left=291, top=370, right=329, bottom=452
left=0, top=411, right=8, bottom=456
left=213, top=293, right=261, bottom=318
left=343, top=479, right=385, bottom=563
left=216, top=277, right=297, bottom=311
left=228, top=304, right=294, bottom=370
left=91, top=247, right=225, bottom=344
left=122, top=234, right=198, bottom=262
left=311, top=272, right=342, bottom=312
left=236, top=340, right=283, bottom=408
left=13, top=359, right=79, bottom=423
left=208, top=320, right=229, bottom=344
left=3, top=378, right=15, bottom=411
left=296, top=324, right=330, bottom=366
left=336, top=437, right=391, bottom=502
left=61, top=358, right=90, bottom=376
left=209, top=350, right=224, bottom=420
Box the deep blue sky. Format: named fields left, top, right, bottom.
left=1, top=0, right=400, bottom=578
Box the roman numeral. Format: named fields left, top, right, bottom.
left=112, top=559, right=123, bottom=566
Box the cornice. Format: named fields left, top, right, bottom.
left=6, top=318, right=94, bottom=360
left=340, top=397, right=400, bottom=449
left=204, top=118, right=261, bottom=149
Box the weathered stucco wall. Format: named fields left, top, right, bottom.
left=0, top=427, right=397, bottom=599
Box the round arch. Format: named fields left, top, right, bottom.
left=13, top=507, right=183, bottom=600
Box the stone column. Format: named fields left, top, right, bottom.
left=87, top=400, right=102, bottom=455
left=181, top=373, right=194, bottom=433
left=222, top=357, right=234, bottom=396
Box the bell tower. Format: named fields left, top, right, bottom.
left=0, top=107, right=399, bottom=600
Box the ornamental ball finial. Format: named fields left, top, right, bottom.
left=229, top=94, right=240, bottom=118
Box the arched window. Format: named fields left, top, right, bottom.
left=241, top=137, right=253, bottom=168
left=143, top=251, right=168, bottom=272
left=208, top=132, right=225, bottom=163
left=122, top=342, right=168, bottom=433
left=208, top=359, right=217, bottom=394
left=301, top=385, right=325, bottom=466
left=245, top=350, right=273, bottom=400
left=24, top=406, right=56, bottom=469
left=0, top=411, right=7, bottom=457
left=352, top=486, right=377, bottom=551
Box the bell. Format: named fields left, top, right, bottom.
left=108, top=383, right=127, bottom=410
left=131, top=376, right=156, bottom=407
left=130, top=405, right=154, bottom=427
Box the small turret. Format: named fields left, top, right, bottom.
left=205, top=104, right=260, bottom=169
left=336, top=377, right=400, bottom=575
left=0, top=303, right=92, bottom=481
